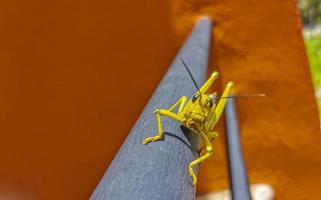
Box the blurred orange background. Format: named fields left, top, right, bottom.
left=0, top=0, right=320, bottom=199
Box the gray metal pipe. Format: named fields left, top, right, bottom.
left=225, top=98, right=251, bottom=200
left=90, top=17, right=212, bottom=200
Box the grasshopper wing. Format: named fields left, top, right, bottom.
left=204, top=107, right=217, bottom=132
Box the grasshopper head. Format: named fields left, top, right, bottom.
left=191, top=92, right=217, bottom=109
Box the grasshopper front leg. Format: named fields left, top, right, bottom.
left=142, top=96, right=187, bottom=144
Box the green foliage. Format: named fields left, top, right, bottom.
left=305, top=35, right=321, bottom=118
left=305, top=36, right=321, bottom=87
left=299, top=0, right=321, bottom=119
left=299, top=0, right=321, bottom=25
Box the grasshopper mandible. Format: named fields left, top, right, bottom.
left=142, top=58, right=233, bottom=186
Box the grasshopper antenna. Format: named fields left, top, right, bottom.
left=179, top=57, right=206, bottom=115
left=216, top=93, right=266, bottom=100
left=198, top=93, right=265, bottom=154
left=179, top=57, right=202, bottom=94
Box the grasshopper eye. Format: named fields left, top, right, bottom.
left=208, top=93, right=216, bottom=108
left=209, top=98, right=214, bottom=108
left=192, top=94, right=199, bottom=102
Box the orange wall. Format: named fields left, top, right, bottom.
left=171, top=0, right=321, bottom=199
left=0, top=0, right=176, bottom=199
left=0, top=0, right=320, bottom=199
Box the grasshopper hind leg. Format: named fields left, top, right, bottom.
left=188, top=145, right=213, bottom=186
left=208, top=131, right=219, bottom=141
left=188, top=130, right=214, bottom=186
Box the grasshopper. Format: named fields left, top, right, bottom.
left=142, top=58, right=233, bottom=186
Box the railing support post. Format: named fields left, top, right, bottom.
left=90, top=17, right=212, bottom=200
left=225, top=98, right=251, bottom=200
